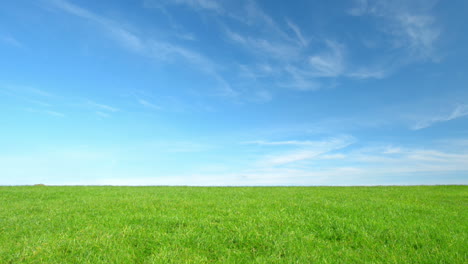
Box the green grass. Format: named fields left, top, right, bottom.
left=0, top=186, right=466, bottom=263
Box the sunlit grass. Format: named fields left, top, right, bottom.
left=0, top=186, right=466, bottom=263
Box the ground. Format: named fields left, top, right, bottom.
left=0, top=185, right=466, bottom=263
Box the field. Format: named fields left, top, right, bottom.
left=0, top=186, right=466, bottom=263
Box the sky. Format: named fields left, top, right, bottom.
left=0, top=0, right=467, bottom=186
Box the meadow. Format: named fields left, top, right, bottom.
left=0, top=185, right=466, bottom=263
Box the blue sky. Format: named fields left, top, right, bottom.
left=1, top=0, right=467, bottom=185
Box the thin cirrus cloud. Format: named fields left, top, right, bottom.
left=348, top=0, right=441, bottom=60
left=286, top=19, right=309, bottom=47
left=309, top=41, right=345, bottom=78
left=219, top=1, right=392, bottom=90
left=248, top=136, right=355, bottom=167
left=352, top=146, right=468, bottom=174
left=48, top=0, right=144, bottom=52
left=160, top=0, right=328, bottom=90
left=411, top=104, right=468, bottom=130
left=0, top=85, right=65, bottom=116
left=86, top=100, right=119, bottom=113
left=137, top=99, right=161, bottom=110
left=46, top=0, right=235, bottom=97
left=24, top=108, right=66, bottom=118
left=171, top=0, right=223, bottom=13
left=90, top=141, right=467, bottom=186
left=0, top=35, right=23, bottom=48
left=48, top=0, right=443, bottom=98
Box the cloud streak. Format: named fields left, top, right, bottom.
left=309, top=41, right=345, bottom=77
left=348, top=0, right=441, bottom=60
left=0, top=35, right=23, bottom=48
left=47, top=0, right=235, bottom=97
left=87, top=100, right=119, bottom=112
left=250, top=136, right=355, bottom=167
left=412, top=104, right=468, bottom=130
left=286, top=19, right=309, bottom=47
left=138, top=99, right=161, bottom=110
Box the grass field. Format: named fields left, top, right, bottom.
left=0, top=186, right=466, bottom=263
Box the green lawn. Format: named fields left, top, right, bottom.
left=0, top=186, right=466, bottom=263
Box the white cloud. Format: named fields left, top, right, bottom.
left=49, top=0, right=144, bottom=51
left=282, top=66, right=321, bottom=91
left=151, top=0, right=384, bottom=96
left=96, top=111, right=110, bottom=118
left=252, top=90, right=273, bottom=103
left=47, top=0, right=234, bottom=97
left=252, top=136, right=355, bottom=167
left=148, top=141, right=212, bottom=153
left=348, top=0, right=441, bottom=60
left=138, top=99, right=160, bottom=110
left=240, top=0, right=289, bottom=40
left=347, top=0, right=368, bottom=16
left=309, top=41, right=345, bottom=77
left=411, top=104, right=468, bottom=130
left=286, top=19, right=309, bottom=47
left=2, top=137, right=467, bottom=186
left=0, top=35, right=23, bottom=48
left=395, top=14, right=440, bottom=59
left=170, top=0, right=223, bottom=13
left=383, top=146, right=402, bottom=154
left=87, top=100, right=119, bottom=112
left=44, top=110, right=66, bottom=117
left=1, top=85, right=60, bottom=111
left=145, top=0, right=223, bottom=14
left=220, top=1, right=303, bottom=62
left=24, top=108, right=65, bottom=117
left=319, top=154, right=346, bottom=160
left=247, top=138, right=350, bottom=147
left=355, top=146, right=468, bottom=173
left=225, top=29, right=299, bottom=61
left=347, top=68, right=386, bottom=79
left=1, top=85, right=55, bottom=98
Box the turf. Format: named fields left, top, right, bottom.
left=0, top=186, right=466, bottom=263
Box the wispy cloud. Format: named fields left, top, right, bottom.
left=282, top=66, right=321, bottom=91
left=244, top=140, right=468, bottom=185
left=24, top=108, right=65, bottom=117
left=78, top=140, right=468, bottom=186
left=224, top=29, right=299, bottom=61
left=0, top=85, right=58, bottom=109
left=221, top=1, right=389, bottom=93
left=137, top=98, right=161, bottom=110
left=95, top=111, right=110, bottom=118
left=309, top=41, right=345, bottom=77
left=48, top=0, right=144, bottom=51
left=47, top=0, right=234, bottom=97
left=144, top=141, right=213, bottom=153
left=241, top=0, right=293, bottom=42
left=411, top=104, right=468, bottom=130
left=348, top=0, right=441, bottom=60
left=396, top=14, right=440, bottom=58
left=44, top=110, right=66, bottom=117
left=347, top=0, right=368, bottom=16
left=1, top=85, right=55, bottom=98
left=352, top=145, right=468, bottom=173
left=249, top=136, right=355, bottom=167
left=147, top=0, right=391, bottom=97
left=169, top=0, right=223, bottom=13
left=3, top=136, right=466, bottom=186
left=0, top=35, right=23, bottom=48
left=347, top=68, right=386, bottom=79
left=86, top=100, right=119, bottom=112
left=286, top=19, right=309, bottom=47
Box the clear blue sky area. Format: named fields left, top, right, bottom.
left=1, top=0, right=467, bottom=185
